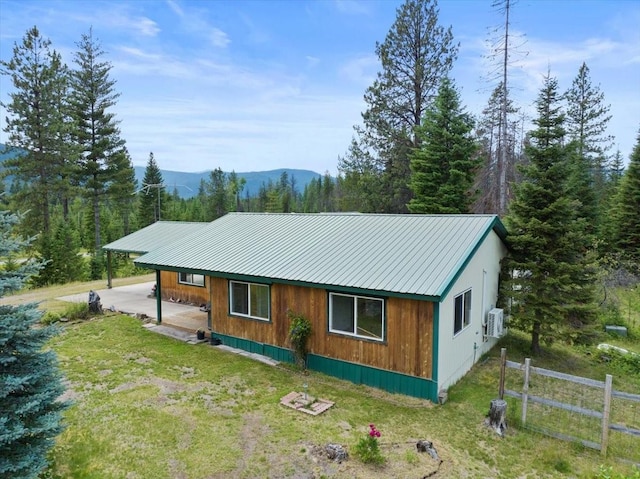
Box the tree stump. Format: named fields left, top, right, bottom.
left=486, top=398, right=507, bottom=436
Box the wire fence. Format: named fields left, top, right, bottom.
left=498, top=349, right=640, bottom=465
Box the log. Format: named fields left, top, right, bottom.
left=486, top=398, right=507, bottom=436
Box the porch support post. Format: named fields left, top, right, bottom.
left=106, top=250, right=113, bottom=289
left=155, top=269, right=162, bottom=324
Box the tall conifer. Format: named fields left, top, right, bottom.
left=505, top=74, right=596, bottom=353
left=408, top=77, right=478, bottom=213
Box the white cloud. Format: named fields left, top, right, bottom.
left=209, top=28, right=230, bottom=48
left=339, top=54, right=379, bottom=87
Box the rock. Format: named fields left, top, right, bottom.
left=416, top=440, right=439, bottom=460
left=325, top=443, right=348, bottom=463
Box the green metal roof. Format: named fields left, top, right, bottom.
left=134, top=213, right=506, bottom=300
left=103, top=221, right=210, bottom=254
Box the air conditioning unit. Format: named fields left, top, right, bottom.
left=486, top=308, right=505, bottom=338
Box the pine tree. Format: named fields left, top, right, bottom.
left=69, top=28, right=132, bottom=273
left=564, top=62, right=613, bottom=232
left=0, top=210, right=68, bottom=478
left=0, top=26, right=71, bottom=238
left=408, top=77, right=479, bottom=213
left=339, top=0, right=458, bottom=213
left=204, top=168, right=229, bottom=220
left=613, top=128, right=640, bottom=263
left=138, top=153, right=166, bottom=226
left=505, top=74, right=596, bottom=354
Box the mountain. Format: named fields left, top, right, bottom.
left=0, top=144, right=321, bottom=199
left=134, top=166, right=321, bottom=199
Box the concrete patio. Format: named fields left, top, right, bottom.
left=57, top=281, right=208, bottom=333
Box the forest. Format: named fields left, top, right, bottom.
left=0, top=0, right=638, bottom=350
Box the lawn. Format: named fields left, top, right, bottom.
left=43, top=312, right=639, bottom=479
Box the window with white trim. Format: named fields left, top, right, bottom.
left=229, top=281, right=270, bottom=321
left=178, top=272, right=205, bottom=286
left=454, top=289, right=472, bottom=335
left=329, top=292, right=384, bottom=341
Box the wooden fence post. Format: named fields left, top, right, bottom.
left=521, top=358, right=531, bottom=426
left=499, top=348, right=507, bottom=400
left=601, top=374, right=613, bottom=456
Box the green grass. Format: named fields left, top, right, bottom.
left=44, top=314, right=639, bottom=478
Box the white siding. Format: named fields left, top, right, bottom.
left=437, top=229, right=508, bottom=392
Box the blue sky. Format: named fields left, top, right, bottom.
left=1, top=0, right=638, bottom=174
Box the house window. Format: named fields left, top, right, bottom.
left=329, top=293, right=384, bottom=341
left=454, top=289, right=472, bottom=335
left=229, top=281, right=270, bottom=321
left=178, top=272, right=205, bottom=287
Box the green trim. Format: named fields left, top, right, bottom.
left=308, top=354, right=438, bottom=402
left=432, top=303, right=439, bottom=385
left=438, top=220, right=502, bottom=299
left=212, top=333, right=294, bottom=363
left=209, top=333, right=438, bottom=402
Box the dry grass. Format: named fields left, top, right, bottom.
left=6, top=277, right=636, bottom=478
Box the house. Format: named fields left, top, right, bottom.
left=131, top=213, right=508, bottom=402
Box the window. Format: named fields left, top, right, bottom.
left=229, top=281, right=270, bottom=321
left=329, top=293, right=384, bottom=341
left=454, top=289, right=472, bottom=335
left=178, top=272, right=205, bottom=287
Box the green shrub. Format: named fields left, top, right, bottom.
left=288, top=311, right=312, bottom=369
left=41, top=311, right=62, bottom=325
left=353, top=424, right=384, bottom=465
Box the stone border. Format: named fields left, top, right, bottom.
left=280, top=391, right=334, bottom=416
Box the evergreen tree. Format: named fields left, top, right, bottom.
left=564, top=62, right=613, bottom=243
left=408, top=77, right=478, bottom=214
left=339, top=0, right=458, bottom=213
left=69, top=28, right=132, bottom=268
left=107, top=147, right=137, bottom=236
left=613, top=128, right=640, bottom=263
left=564, top=62, right=613, bottom=199
left=505, top=74, right=596, bottom=354
left=0, top=26, right=71, bottom=238
left=138, top=153, right=166, bottom=226
left=204, top=168, right=228, bottom=220
left=34, top=219, right=86, bottom=285
left=0, top=210, right=68, bottom=478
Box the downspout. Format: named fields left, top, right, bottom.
left=155, top=269, right=162, bottom=324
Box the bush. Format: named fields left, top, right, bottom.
left=288, top=311, right=312, bottom=369
left=353, top=424, right=384, bottom=465
left=41, top=311, right=62, bottom=325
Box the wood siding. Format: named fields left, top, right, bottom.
left=208, top=278, right=433, bottom=379
left=159, top=270, right=209, bottom=305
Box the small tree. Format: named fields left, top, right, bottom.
left=0, top=210, right=69, bottom=478
left=288, top=311, right=312, bottom=370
